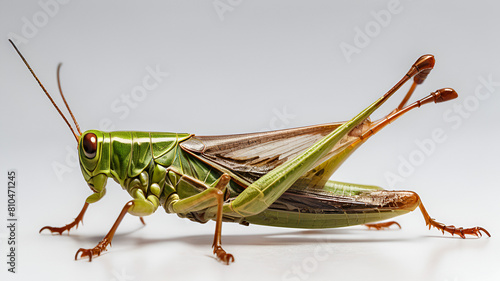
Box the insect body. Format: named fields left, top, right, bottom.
left=10, top=40, right=490, bottom=264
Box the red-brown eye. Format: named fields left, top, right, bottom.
left=83, top=133, right=97, bottom=159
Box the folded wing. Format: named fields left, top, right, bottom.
left=180, top=121, right=371, bottom=185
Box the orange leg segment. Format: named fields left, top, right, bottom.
left=75, top=201, right=134, bottom=261
left=418, top=202, right=490, bottom=238
left=362, top=191, right=490, bottom=238
left=40, top=202, right=89, bottom=235
left=365, top=221, right=401, bottom=230
left=211, top=175, right=234, bottom=264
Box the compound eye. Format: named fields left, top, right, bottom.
left=83, top=133, right=97, bottom=159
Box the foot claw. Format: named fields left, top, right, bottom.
left=39, top=219, right=83, bottom=235
left=427, top=219, right=490, bottom=238
left=40, top=204, right=89, bottom=235
left=39, top=224, right=79, bottom=235
left=74, top=239, right=111, bottom=262
left=75, top=248, right=93, bottom=262
left=39, top=226, right=63, bottom=235
left=478, top=227, right=491, bottom=237
left=365, top=221, right=401, bottom=230
left=213, top=245, right=235, bottom=265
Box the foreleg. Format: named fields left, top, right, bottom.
left=39, top=202, right=89, bottom=234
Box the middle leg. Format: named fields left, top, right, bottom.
left=166, top=173, right=234, bottom=264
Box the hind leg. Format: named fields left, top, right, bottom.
left=348, top=187, right=489, bottom=237
left=417, top=200, right=490, bottom=238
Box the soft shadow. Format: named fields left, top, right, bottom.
left=423, top=235, right=491, bottom=279
left=64, top=226, right=422, bottom=248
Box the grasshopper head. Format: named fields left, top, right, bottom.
left=8, top=40, right=109, bottom=203
left=79, top=130, right=108, bottom=203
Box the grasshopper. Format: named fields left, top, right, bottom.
left=10, top=40, right=489, bottom=264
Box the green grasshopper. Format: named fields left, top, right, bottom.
left=10, top=40, right=490, bottom=264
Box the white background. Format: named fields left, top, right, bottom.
left=1, top=1, right=499, bottom=281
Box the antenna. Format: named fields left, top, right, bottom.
left=57, top=63, right=82, bottom=135
left=9, top=39, right=80, bottom=142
